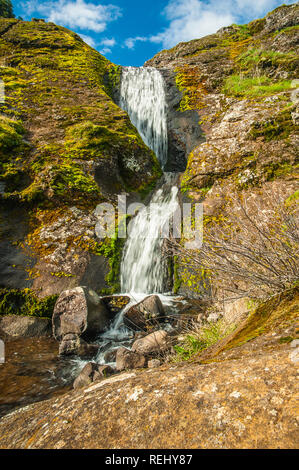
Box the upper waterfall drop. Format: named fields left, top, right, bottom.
left=119, top=66, right=168, bottom=168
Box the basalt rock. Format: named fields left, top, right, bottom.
left=132, top=330, right=171, bottom=356
left=115, top=347, right=146, bottom=371
left=123, top=295, right=165, bottom=331
left=59, top=334, right=99, bottom=359
left=53, top=287, right=110, bottom=342
left=101, top=296, right=130, bottom=319
left=73, top=362, right=114, bottom=389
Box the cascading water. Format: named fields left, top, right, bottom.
left=118, top=66, right=179, bottom=295
left=121, top=173, right=179, bottom=294
left=119, top=67, right=168, bottom=168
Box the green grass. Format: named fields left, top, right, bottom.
left=173, top=319, right=236, bottom=361
left=223, top=74, right=293, bottom=98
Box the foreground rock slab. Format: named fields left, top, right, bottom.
left=0, top=331, right=297, bottom=449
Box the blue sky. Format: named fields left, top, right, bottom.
left=13, top=1, right=297, bottom=66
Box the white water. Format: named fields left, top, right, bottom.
left=119, top=66, right=168, bottom=168
left=120, top=173, right=179, bottom=294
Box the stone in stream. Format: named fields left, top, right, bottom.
left=132, top=330, right=170, bottom=356
left=73, top=363, right=115, bottom=389
left=59, top=333, right=99, bottom=359
left=116, top=347, right=146, bottom=371
left=52, top=286, right=110, bottom=342
left=101, top=296, right=130, bottom=319
left=123, top=295, right=165, bottom=331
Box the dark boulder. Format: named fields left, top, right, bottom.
left=52, top=286, right=110, bottom=341
left=123, top=295, right=165, bottom=331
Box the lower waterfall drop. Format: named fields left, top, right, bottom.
left=120, top=173, right=179, bottom=294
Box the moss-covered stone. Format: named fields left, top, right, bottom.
left=0, top=288, right=58, bottom=318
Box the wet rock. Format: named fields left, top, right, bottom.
left=73, top=363, right=114, bottom=389
left=53, top=286, right=110, bottom=341
left=132, top=330, right=170, bottom=356
left=124, top=295, right=165, bottom=330
left=0, top=315, right=51, bottom=338
left=103, top=349, right=117, bottom=363
left=101, top=296, right=130, bottom=319
left=116, top=347, right=146, bottom=371
left=59, top=333, right=99, bottom=359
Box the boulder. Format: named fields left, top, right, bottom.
left=116, top=347, right=146, bottom=371
left=148, top=359, right=161, bottom=368
left=123, top=295, right=165, bottom=330
left=59, top=333, right=99, bottom=359
left=0, top=315, right=51, bottom=338
left=101, top=296, right=130, bottom=319
left=73, top=362, right=114, bottom=389
left=52, top=286, right=110, bottom=341
left=103, top=349, right=118, bottom=363
left=132, top=330, right=170, bottom=356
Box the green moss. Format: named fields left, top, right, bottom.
left=249, top=109, right=295, bottom=141
left=173, top=256, right=182, bottom=294
left=0, top=116, right=26, bottom=154
left=223, top=286, right=299, bottom=350
left=50, top=162, right=100, bottom=199
left=237, top=48, right=298, bottom=72
left=223, top=74, right=293, bottom=98
left=0, top=288, right=58, bottom=319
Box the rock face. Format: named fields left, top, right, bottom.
left=132, top=330, right=170, bottom=356
left=160, top=69, right=204, bottom=172
left=0, top=315, right=51, bottom=338
left=115, top=347, right=146, bottom=371
left=52, top=287, right=110, bottom=341
left=124, top=295, right=165, bottom=330
left=0, top=18, right=161, bottom=297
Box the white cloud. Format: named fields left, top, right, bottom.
left=129, top=0, right=297, bottom=49
left=124, top=36, right=148, bottom=50
left=99, top=47, right=112, bottom=55
left=99, top=37, right=116, bottom=55
left=23, top=0, right=122, bottom=32
left=100, top=38, right=116, bottom=47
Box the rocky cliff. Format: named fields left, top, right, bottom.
left=146, top=3, right=298, bottom=297
left=0, top=18, right=162, bottom=299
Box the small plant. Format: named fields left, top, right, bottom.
left=173, top=319, right=236, bottom=361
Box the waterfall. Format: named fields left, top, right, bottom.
left=121, top=173, right=179, bottom=294
left=119, top=66, right=168, bottom=168
left=118, top=66, right=179, bottom=294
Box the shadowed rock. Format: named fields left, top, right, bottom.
left=53, top=286, right=110, bottom=342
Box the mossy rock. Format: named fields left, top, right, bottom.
left=0, top=288, right=58, bottom=319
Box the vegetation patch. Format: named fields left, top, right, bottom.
left=222, top=74, right=293, bottom=98
left=0, top=288, right=58, bottom=319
